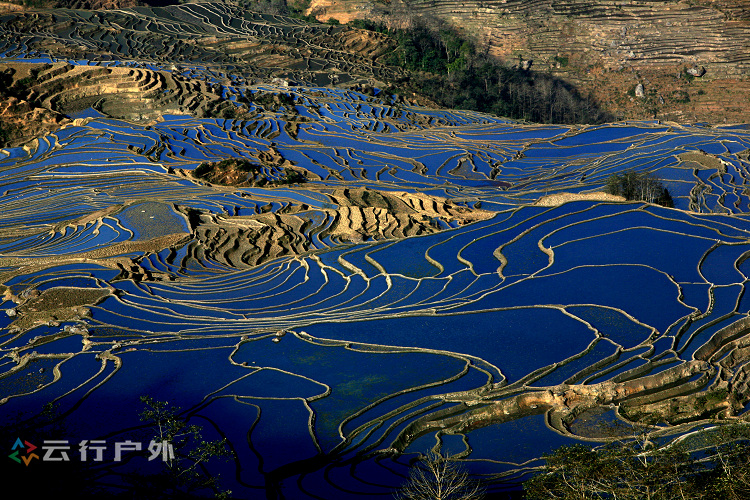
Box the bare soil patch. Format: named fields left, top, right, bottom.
left=534, top=192, right=627, bottom=206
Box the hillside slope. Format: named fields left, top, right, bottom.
left=313, top=0, right=750, bottom=123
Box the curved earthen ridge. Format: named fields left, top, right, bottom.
left=177, top=187, right=495, bottom=268
left=2, top=5, right=750, bottom=495
left=0, top=60, right=247, bottom=144
left=2, top=112, right=750, bottom=494
left=0, top=3, right=406, bottom=88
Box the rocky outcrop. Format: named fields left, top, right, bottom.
left=7, top=286, right=111, bottom=332
left=0, top=94, right=69, bottom=147
left=190, top=151, right=311, bottom=188
left=176, top=188, right=494, bottom=269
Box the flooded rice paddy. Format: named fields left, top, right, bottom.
left=2, top=8, right=750, bottom=495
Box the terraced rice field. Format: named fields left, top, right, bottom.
left=2, top=3, right=750, bottom=498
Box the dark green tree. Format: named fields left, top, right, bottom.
left=605, top=169, right=673, bottom=207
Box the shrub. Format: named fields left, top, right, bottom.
left=396, top=451, right=484, bottom=500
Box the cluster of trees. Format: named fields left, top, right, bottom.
left=396, top=424, right=750, bottom=500
left=605, top=169, right=674, bottom=207
left=350, top=17, right=609, bottom=124
left=525, top=427, right=750, bottom=500
left=239, top=91, right=297, bottom=112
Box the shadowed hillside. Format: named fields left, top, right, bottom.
left=306, top=0, right=750, bottom=124
left=0, top=0, right=611, bottom=148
